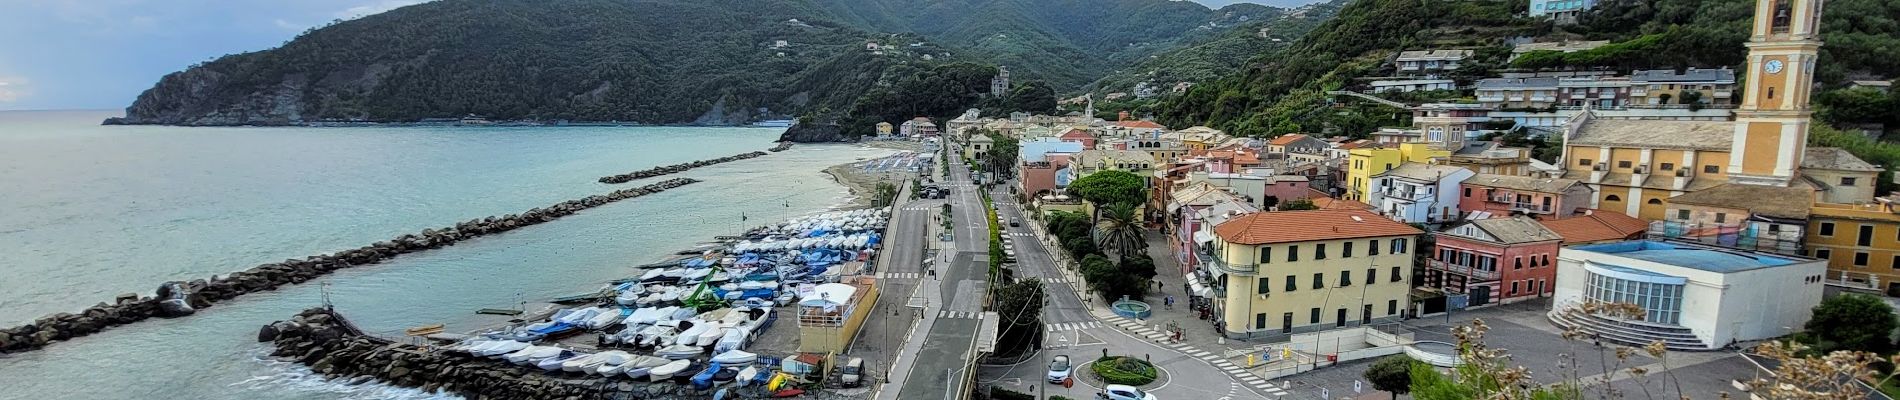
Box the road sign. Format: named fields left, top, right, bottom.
left=1354, top=380, right=1363, bottom=393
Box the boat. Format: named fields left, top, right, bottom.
left=690, top=362, right=723, bottom=390
left=711, top=350, right=758, bottom=365
left=676, top=320, right=711, bottom=346
left=622, top=355, right=673, bottom=380
left=550, top=291, right=609, bottom=305
left=649, top=359, right=693, bottom=381
left=478, top=340, right=529, bottom=357
left=537, top=351, right=582, bottom=371
left=562, top=352, right=613, bottom=373
left=503, top=345, right=555, bottom=364
left=714, top=328, right=749, bottom=354
left=697, top=325, right=726, bottom=347
left=615, top=290, right=644, bottom=306
left=654, top=344, right=704, bottom=359
left=583, top=309, right=622, bottom=330
left=637, top=325, right=678, bottom=348
left=736, top=366, right=761, bottom=386
left=592, top=351, right=635, bottom=376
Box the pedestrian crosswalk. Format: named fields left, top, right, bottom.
left=937, top=310, right=980, bottom=319
left=1008, top=232, right=1036, bottom=237
left=879, top=272, right=922, bottom=279
left=1043, top=321, right=1101, bottom=332
left=902, top=206, right=935, bottom=211
left=1098, top=314, right=1291, bottom=397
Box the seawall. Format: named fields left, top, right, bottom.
left=0, top=178, right=701, bottom=355
left=598, top=151, right=768, bottom=184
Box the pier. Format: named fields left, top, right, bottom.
left=598, top=151, right=769, bottom=184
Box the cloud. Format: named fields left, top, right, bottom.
left=273, top=18, right=304, bottom=31
left=0, top=77, right=30, bottom=103
left=335, top=0, right=429, bottom=20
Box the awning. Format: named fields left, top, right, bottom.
left=1192, top=230, right=1214, bottom=244
left=1187, top=275, right=1211, bottom=298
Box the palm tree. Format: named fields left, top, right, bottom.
left=1093, top=202, right=1147, bottom=261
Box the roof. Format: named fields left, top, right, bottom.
left=1666, top=183, right=1816, bottom=220
left=1462, top=173, right=1582, bottom=193
left=1477, top=77, right=1559, bottom=90
left=1802, top=147, right=1882, bottom=171
left=1568, top=118, right=1734, bottom=151
left=1075, top=149, right=1156, bottom=166
left=1630, top=68, right=1735, bottom=83
left=1512, top=40, right=1609, bottom=53
left=1058, top=128, right=1092, bottom=139
left=1115, top=120, right=1166, bottom=129
left=1396, top=49, right=1472, bottom=61
left=1572, top=240, right=1801, bottom=273
left=1452, top=216, right=1564, bottom=245
left=1214, top=209, right=1421, bottom=245
left=1268, top=133, right=1324, bottom=147
left=1373, top=163, right=1470, bottom=182
left=1308, top=194, right=1373, bottom=211
left=1849, top=80, right=1893, bottom=88
left=969, top=134, right=994, bottom=143
left=1335, top=140, right=1377, bottom=150
left=1538, top=209, right=1648, bottom=243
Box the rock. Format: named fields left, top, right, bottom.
left=257, top=323, right=280, bottom=342
left=777, top=123, right=849, bottom=142
left=156, top=299, right=195, bottom=317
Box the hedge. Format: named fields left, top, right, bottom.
left=1091, top=356, right=1158, bottom=386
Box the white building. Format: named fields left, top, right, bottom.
left=1547, top=240, right=1825, bottom=350
left=1394, top=50, right=1471, bottom=76
left=1366, top=163, right=1474, bottom=224
left=1370, top=79, right=1457, bottom=93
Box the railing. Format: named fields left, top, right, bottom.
left=1198, top=247, right=1258, bottom=274
left=1426, top=259, right=1500, bottom=280
left=1646, top=221, right=1803, bottom=255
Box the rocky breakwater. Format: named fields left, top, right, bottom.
left=0, top=178, right=701, bottom=355
left=259, top=308, right=804, bottom=400
left=597, top=151, right=768, bottom=184
left=769, top=142, right=794, bottom=152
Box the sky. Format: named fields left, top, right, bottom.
left=0, top=0, right=1324, bottom=111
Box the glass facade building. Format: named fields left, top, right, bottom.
left=1582, top=262, right=1687, bottom=325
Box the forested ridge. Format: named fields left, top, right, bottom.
left=108, top=0, right=1303, bottom=126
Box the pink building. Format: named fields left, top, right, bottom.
left=1260, top=176, right=1312, bottom=206
left=1058, top=128, right=1097, bottom=150
left=1457, top=174, right=1591, bottom=219
left=1425, top=216, right=1563, bottom=307
left=1020, top=153, right=1074, bottom=201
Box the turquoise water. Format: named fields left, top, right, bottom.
left=0, top=111, right=890, bottom=400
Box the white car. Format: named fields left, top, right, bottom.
left=1098, top=384, right=1157, bottom=400
left=1046, top=355, right=1072, bottom=383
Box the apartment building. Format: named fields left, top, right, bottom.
left=1206, top=209, right=1422, bottom=339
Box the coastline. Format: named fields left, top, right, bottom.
left=822, top=141, right=924, bottom=210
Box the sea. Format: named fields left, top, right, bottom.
left=0, top=110, right=894, bottom=400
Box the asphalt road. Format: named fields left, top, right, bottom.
left=893, top=147, right=991, bottom=400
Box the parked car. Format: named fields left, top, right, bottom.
left=1008, top=218, right=1021, bottom=227
left=839, top=357, right=865, bottom=388
left=1046, top=355, right=1072, bottom=383
left=1098, top=384, right=1157, bottom=400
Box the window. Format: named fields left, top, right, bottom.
left=1259, top=247, right=1271, bottom=264
left=1256, top=313, right=1267, bottom=330
left=1892, top=255, right=1899, bottom=270
left=1841, top=177, right=1858, bottom=186
left=1391, top=266, right=1402, bottom=282
left=1367, top=268, right=1377, bottom=284
left=1392, top=238, right=1409, bottom=254
left=1288, top=245, right=1299, bottom=262
left=1510, top=281, right=1520, bottom=295
left=1860, top=225, right=1875, bottom=247
left=1815, top=248, right=1832, bottom=260
left=1315, top=243, right=1327, bottom=260
left=1310, top=308, right=1321, bottom=324
left=1660, top=162, right=1675, bottom=171
left=1617, top=160, right=1632, bottom=168
left=1578, top=158, right=1592, bottom=166
left=1387, top=300, right=1398, bottom=315
left=1819, top=222, right=1835, bottom=236
left=1343, top=242, right=1354, bottom=258
left=1285, top=275, right=1297, bottom=292
left=1312, top=273, right=1324, bottom=289
left=1855, top=252, right=1870, bottom=267
left=1282, top=313, right=1294, bottom=333
left=1258, top=277, right=1271, bottom=294
left=1605, top=194, right=1622, bottom=202
left=1340, top=270, right=1353, bottom=286
left=1370, top=240, right=1380, bottom=256
left=1676, top=209, right=1690, bottom=220
left=1647, top=198, right=1663, bottom=205
left=1463, top=188, right=1472, bottom=197
left=1714, top=213, right=1727, bottom=224
left=1515, top=256, right=1524, bottom=270
left=1704, top=165, right=1719, bottom=174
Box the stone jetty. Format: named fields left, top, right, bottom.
left=0, top=178, right=700, bottom=355
left=598, top=151, right=768, bottom=184
left=259, top=308, right=817, bottom=400
left=768, top=142, right=793, bottom=152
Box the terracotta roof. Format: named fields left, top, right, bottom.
left=1665, top=183, right=1816, bottom=220
left=1059, top=128, right=1092, bottom=139
left=1537, top=210, right=1647, bottom=243
left=1311, top=196, right=1374, bottom=211
left=1214, top=209, right=1421, bottom=245
left=1116, top=120, right=1166, bottom=129
left=1268, top=134, right=1310, bottom=146
left=1335, top=140, right=1377, bottom=150
left=1569, top=118, right=1732, bottom=151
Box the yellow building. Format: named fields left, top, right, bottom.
left=1806, top=202, right=1900, bottom=293
left=1560, top=0, right=1835, bottom=222
left=1344, top=143, right=1449, bottom=201
left=1207, top=209, right=1422, bottom=339
left=966, top=134, right=993, bottom=162
left=875, top=122, right=893, bottom=136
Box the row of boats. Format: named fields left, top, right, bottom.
left=449, top=338, right=770, bottom=386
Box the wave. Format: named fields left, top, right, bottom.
left=236, top=348, right=462, bottom=400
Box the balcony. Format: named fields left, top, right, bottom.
left=1487, top=197, right=1553, bottom=214
left=1630, top=89, right=1648, bottom=97
left=1712, top=90, right=1733, bottom=98
left=1197, top=246, right=1258, bottom=274
left=1425, top=259, right=1499, bottom=281
left=1477, top=96, right=1505, bottom=103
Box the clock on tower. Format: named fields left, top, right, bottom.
left=1727, top=0, right=1825, bottom=187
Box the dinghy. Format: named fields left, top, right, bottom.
left=696, top=324, right=726, bottom=347
left=710, top=350, right=758, bottom=365
left=479, top=340, right=529, bottom=357
left=622, top=355, right=672, bottom=380
left=676, top=320, right=711, bottom=346
left=654, top=344, right=704, bottom=359
left=561, top=352, right=607, bottom=372
left=715, top=328, right=749, bottom=354
left=503, top=345, right=554, bottom=364
left=583, top=309, right=622, bottom=330
left=592, top=351, right=635, bottom=376
left=649, top=359, right=693, bottom=381
left=736, top=366, right=761, bottom=386
left=537, top=351, right=582, bottom=371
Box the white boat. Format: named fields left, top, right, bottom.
left=537, top=351, right=582, bottom=371
left=714, top=327, right=749, bottom=354
left=637, top=325, right=678, bottom=348
left=519, top=346, right=569, bottom=365
left=638, top=268, right=667, bottom=281
left=682, top=268, right=712, bottom=280
left=479, top=340, right=529, bottom=357
left=623, top=355, right=673, bottom=380
left=649, top=359, right=693, bottom=381
left=676, top=320, right=711, bottom=345
left=696, top=325, right=726, bottom=347
left=736, top=365, right=761, bottom=386
left=584, top=309, right=622, bottom=330
left=654, top=344, right=704, bottom=360
left=504, top=345, right=555, bottom=364
left=711, top=350, right=758, bottom=365
left=615, top=290, right=643, bottom=306
left=592, top=351, right=635, bottom=376
left=562, top=352, right=609, bottom=372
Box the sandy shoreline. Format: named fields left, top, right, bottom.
left=821, top=141, right=927, bottom=209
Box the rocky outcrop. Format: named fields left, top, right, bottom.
left=598, top=151, right=769, bottom=184
left=0, top=178, right=700, bottom=355
left=777, top=124, right=850, bottom=143
left=769, top=142, right=794, bottom=152
left=261, top=308, right=810, bottom=399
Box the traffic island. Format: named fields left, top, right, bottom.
left=1075, top=355, right=1167, bottom=390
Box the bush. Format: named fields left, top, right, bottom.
left=1091, top=356, right=1158, bottom=385
left=991, top=387, right=1035, bottom=400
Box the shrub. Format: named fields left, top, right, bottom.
left=990, top=386, right=1035, bottom=400
left=1091, top=356, right=1158, bottom=385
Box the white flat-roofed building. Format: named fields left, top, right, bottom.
left=1547, top=240, right=1825, bottom=350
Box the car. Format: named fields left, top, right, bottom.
left=1008, top=218, right=1021, bottom=227
left=838, top=357, right=865, bottom=388
left=1098, top=384, right=1157, bottom=400
left=1046, top=355, right=1073, bottom=383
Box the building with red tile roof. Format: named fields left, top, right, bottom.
left=1205, top=208, right=1424, bottom=339
left=1536, top=209, right=1648, bottom=244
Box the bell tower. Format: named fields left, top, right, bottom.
left=1728, top=0, right=1824, bottom=186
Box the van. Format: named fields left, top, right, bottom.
left=839, top=357, right=865, bottom=387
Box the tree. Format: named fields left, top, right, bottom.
left=1262, top=195, right=1280, bottom=209
left=984, top=130, right=1021, bottom=178
left=992, top=279, right=1046, bottom=356
left=1817, top=87, right=1898, bottom=126
left=1363, top=355, right=1418, bottom=400
left=1805, top=293, right=1898, bottom=354
left=1068, top=170, right=1147, bottom=209
left=1280, top=199, right=1319, bottom=211
left=1008, top=80, right=1058, bottom=114
left=1094, top=202, right=1148, bottom=261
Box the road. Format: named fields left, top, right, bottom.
left=881, top=146, right=992, bottom=400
